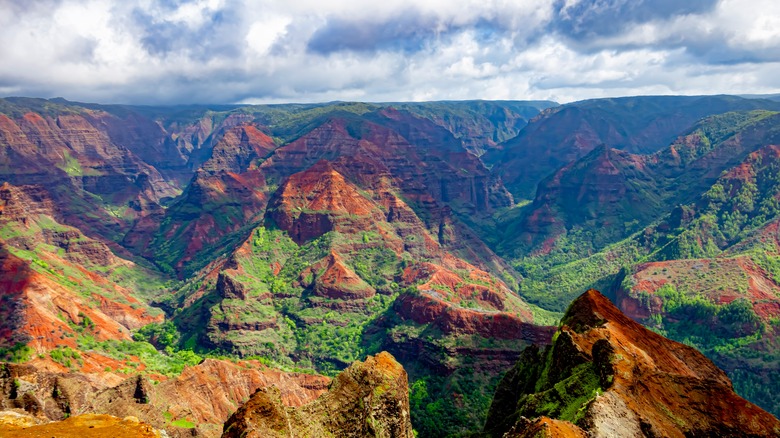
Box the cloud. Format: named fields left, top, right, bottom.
left=0, top=0, right=778, bottom=105
left=308, top=12, right=438, bottom=54
left=551, top=0, right=719, bottom=40
left=306, top=11, right=515, bottom=55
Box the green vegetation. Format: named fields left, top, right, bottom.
left=6, top=97, right=780, bottom=437
left=628, top=281, right=778, bottom=417
left=57, top=150, right=84, bottom=176
left=731, top=368, right=780, bottom=418
left=486, top=110, right=780, bottom=424
left=651, top=284, right=763, bottom=341
left=0, top=342, right=33, bottom=363
left=49, top=346, right=83, bottom=368
left=0, top=214, right=168, bottom=316
left=77, top=334, right=202, bottom=376
left=515, top=237, right=643, bottom=311
left=134, top=321, right=180, bottom=349
left=171, top=418, right=196, bottom=428
left=521, top=362, right=602, bottom=423
left=0, top=97, right=85, bottom=118
left=409, top=369, right=505, bottom=437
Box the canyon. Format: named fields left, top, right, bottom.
left=1, top=95, right=780, bottom=436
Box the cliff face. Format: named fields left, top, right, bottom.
left=484, top=289, right=780, bottom=438
left=0, top=358, right=330, bottom=438
left=135, top=106, right=518, bottom=282
left=0, top=180, right=169, bottom=400
left=0, top=111, right=179, bottom=204
left=505, top=145, right=656, bottom=256
left=0, top=183, right=163, bottom=360
left=195, top=159, right=539, bottom=358
left=222, top=351, right=413, bottom=438
left=261, top=114, right=508, bottom=211
left=0, top=247, right=160, bottom=354
left=266, top=160, right=386, bottom=245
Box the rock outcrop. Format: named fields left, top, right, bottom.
left=147, top=123, right=274, bottom=275
left=483, top=289, right=780, bottom=438
left=303, top=252, right=376, bottom=300
left=0, top=246, right=160, bottom=355
left=222, top=351, right=413, bottom=438
left=0, top=358, right=330, bottom=438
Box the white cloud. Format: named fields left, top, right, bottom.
left=246, top=15, right=291, bottom=55
left=0, top=0, right=778, bottom=104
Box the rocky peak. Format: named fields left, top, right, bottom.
left=266, top=160, right=384, bottom=244
left=484, top=289, right=780, bottom=438
left=222, top=351, right=413, bottom=438
left=300, top=251, right=376, bottom=300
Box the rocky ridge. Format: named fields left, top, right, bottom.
left=222, top=351, right=413, bottom=438
left=483, top=289, right=780, bottom=437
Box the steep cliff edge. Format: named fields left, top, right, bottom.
left=222, top=351, right=413, bottom=438
left=483, top=289, right=780, bottom=438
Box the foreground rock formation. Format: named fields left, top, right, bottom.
left=483, top=289, right=780, bottom=438
left=0, top=412, right=163, bottom=438
left=222, top=351, right=413, bottom=438
left=0, top=359, right=330, bottom=437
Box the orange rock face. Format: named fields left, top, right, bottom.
left=0, top=414, right=162, bottom=438
left=394, top=293, right=553, bottom=343
left=0, top=247, right=160, bottom=355
left=619, top=256, right=780, bottom=322
left=152, top=358, right=330, bottom=425
left=484, top=290, right=780, bottom=438
left=0, top=183, right=164, bottom=371
left=503, top=417, right=587, bottom=438
left=0, top=110, right=179, bottom=204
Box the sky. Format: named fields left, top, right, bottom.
left=1, top=0, right=780, bottom=105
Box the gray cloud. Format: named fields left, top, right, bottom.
left=307, top=12, right=440, bottom=54
left=551, top=0, right=719, bottom=40
left=131, top=3, right=244, bottom=60
left=307, top=12, right=511, bottom=55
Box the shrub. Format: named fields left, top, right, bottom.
left=0, top=343, right=33, bottom=363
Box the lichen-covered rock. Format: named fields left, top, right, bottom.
left=483, top=289, right=780, bottom=438
left=222, top=352, right=414, bottom=438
